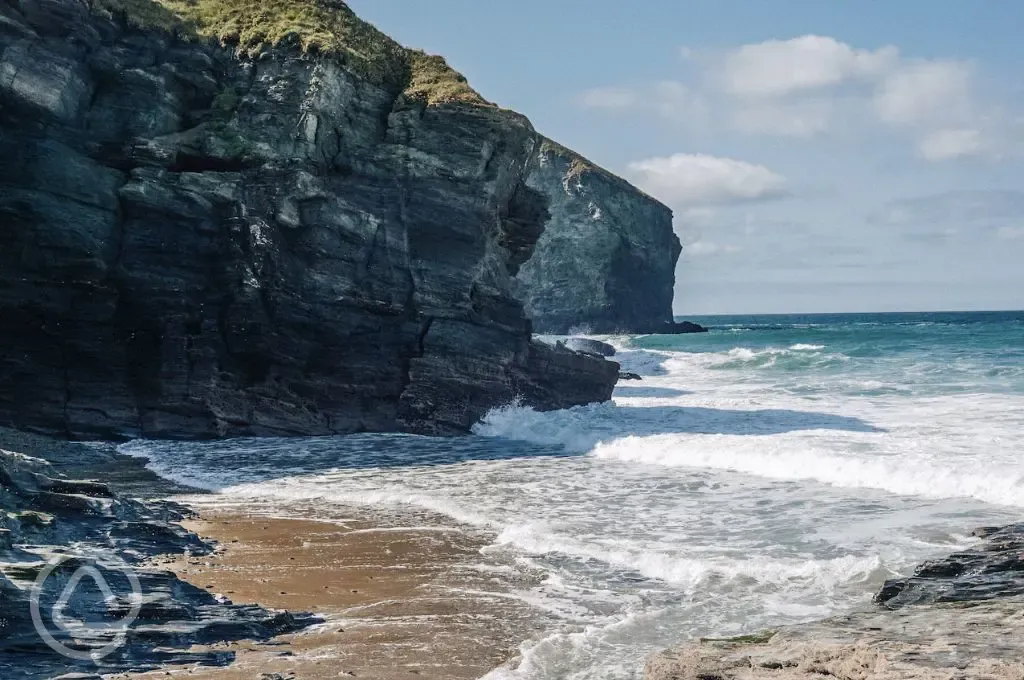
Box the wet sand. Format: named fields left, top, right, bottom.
left=118, top=509, right=544, bottom=680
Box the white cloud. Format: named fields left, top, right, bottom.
left=651, top=81, right=706, bottom=121
left=720, top=35, right=897, bottom=98
left=873, top=191, right=1024, bottom=242
left=718, top=38, right=976, bottom=140
left=686, top=241, right=741, bottom=256
left=677, top=207, right=717, bottom=228
left=579, top=81, right=711, bottom=130
left=730, top=99, right=833, bottom=138
left=626, top=153, right=787, bottom=206
left=917, top=128, right=986, bottom=161
left=995, top=226, right=1024, bottom=241
left=579, top=86, right=638, bottom=110
left=581, top=35, right=1015, bottom=161
left=873, top=60, right=973, bottom=125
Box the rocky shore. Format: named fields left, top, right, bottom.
left=0, top=428, right=318, bottom=678
left=645, top=524, right=1024, bottom=680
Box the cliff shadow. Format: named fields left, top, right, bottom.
left=613, top=385, right=692, bottom=398
left=601, top=404, right=886, bottom=437
left=121, top=433, right=573, bottom=490
left=121, top=403, right=884, bottom=490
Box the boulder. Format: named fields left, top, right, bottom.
left=876, top=522, right=1024, bottom=608
left=636, top=321, right=709, bottom=335
left=565, top=337, right=617, bottom=357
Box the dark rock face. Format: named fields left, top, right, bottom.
left=876, top=523, right=1024, bottom=608
left=0, top=0, right=618, bottom=440
left=564, top=337, right=616, bottom=357
left=632, top=320, right=708, bottom=335
left=0, top=434, right=317, bottom=678
left=515, top=140, right=681, bottom=334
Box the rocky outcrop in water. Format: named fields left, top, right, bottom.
left=643, top=320, right=709, bottom=335
left=0, top=428, right=317, bottom=678
left=875, top=523, right=1024, bottom=607
left=0, top=0, right=623, bottom=440
left=515, top=139, right=681, bottom=334
left=645, top=524, right=1024, bottom=680
left=564, top=338, right=616, bottom=358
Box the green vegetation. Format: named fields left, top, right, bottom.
left=91, top=0, right=489, bottom=106
left=700, top=630, right=777, bottom=645
left=540, top=138, right=616, bottom=184
left=211, top=86, right=241, bottom=119
left=404, top=51, right=486, bottom=106
left=539, top=136, right=666, bottom=205
left=204, top=121, right=249, bottom=159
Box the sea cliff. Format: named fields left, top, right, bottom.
left=516, top=138, right=680, bottom=334
left=0, top=0, right=678, bottom=440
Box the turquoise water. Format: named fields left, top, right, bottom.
left=127, top=310, right=1024, bottom=679
left=675, top=311, right=1024, bottom=396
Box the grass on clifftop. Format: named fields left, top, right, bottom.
left=92, top=0, right=489, bottom=106
left=405, top=51, right=482, bottom=106
left=540, top=138, right=612, bottom=181
left=539, top=136, right=668, bottom=208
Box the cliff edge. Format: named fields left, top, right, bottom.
left=516, top=139, right=681, bottom=334
left=0, top=0, right=623, bottom=439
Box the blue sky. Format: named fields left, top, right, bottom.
left=347, top=1, right=1024, bottom=314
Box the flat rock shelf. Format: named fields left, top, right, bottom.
left=645, top=524, right=1024, bottom=680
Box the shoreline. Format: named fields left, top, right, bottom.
left=645, top=523, right=1024, bottom=679
left=5, top=427, right=1024, bottom=679
left=124, top=505, right=546, bottom=680
left=0, top=430, right=316, bottom=678
left=0, top=427, right=549, bottom=678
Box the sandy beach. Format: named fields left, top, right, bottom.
left=116, top=507, right=545, bottom=680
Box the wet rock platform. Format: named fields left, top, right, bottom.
left=646, top=524, right=1024, bottom=680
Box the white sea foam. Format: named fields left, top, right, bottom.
left=488, top=522, right=887, bottom=591
left=480, top=608, right=661, bottom=680
left=474, top=396, right=1024, bottom=507
left=121, top=315, right=1024, bottom=680
left=591, top=434, right=1024, bottom=507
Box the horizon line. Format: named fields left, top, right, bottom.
left=674, top=308, right=1024, bottom=317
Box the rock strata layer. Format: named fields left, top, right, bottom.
left=0, top=0, right=621, bottom=440
left=0, top=429, right=317, bottom=678
left=645, top=524, right=1024, bottom=680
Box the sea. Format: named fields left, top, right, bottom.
left=122, top=310, right=1024, bottom=679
